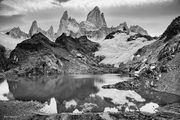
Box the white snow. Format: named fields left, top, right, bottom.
left=140, top=102, right=159, bottom=113
left=73, top=109, right=83, bottom=114
left=104, top=107, right=119, bottom=113
left=95, top=33, right=155, bottom=66
left=40, top=97, right=58, bottom=114
left=65, top=99, right=77, bottom=109
left=0, top=80, right=10, bottom=101
left=0, top=32, right=24, bottom=49
left=93, top=75, right=145, bottom=105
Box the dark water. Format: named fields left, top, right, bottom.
left=1, top=74, right=180, bottom=113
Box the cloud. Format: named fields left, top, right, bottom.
left=61, top=0, right=173, bottom=9
left=0, top=0, right=57, bottom=16
left=0, top=15, right=24, bottom=31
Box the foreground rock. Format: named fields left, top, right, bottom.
left=0, top=100, right=180, bottom=120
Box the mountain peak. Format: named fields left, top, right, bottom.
left=86, top=6, right=107, bottom=29
left=32, top=20, right=38, bottom=27
left=62, top=11, right=68, bottom=20
left=47, top=25, right=54, bottom=38
left=130, top=25, right=148, bottom=35
left=57, top=11, right=69, bottom=37
left=94, top=6, right=100, bottom=11
left=29, top=20, right=39, bottom=36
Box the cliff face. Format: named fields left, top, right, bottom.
left=0, top=45, right=7, bottom=72
left=86, top=6, right=107, bottom=29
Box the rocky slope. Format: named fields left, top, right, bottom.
left=127, top=16, right=180, bottom=96
left=5, top=32, right=104, bottom=80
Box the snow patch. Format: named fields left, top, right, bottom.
left=140, top=102, right=159, bottom=113
left=95, top=33, right=155, bottom=66
left=104, top=107, right=119, bottom=113
left=40, top=97, right=58, bottom=114
left=65, top=99, right=77, bottom=109
left=73, top=109, right=83, bottom=114
left=0, top=80, right=10, bottom=101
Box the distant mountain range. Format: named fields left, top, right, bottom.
left=4, top=6, right=149, bottom=41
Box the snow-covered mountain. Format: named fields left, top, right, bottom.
left=6, top=27, right=28, bottom=39
left=95, top=31, right=156, bottom=67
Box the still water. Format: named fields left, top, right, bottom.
left=1, top=74, right=180, bottom=114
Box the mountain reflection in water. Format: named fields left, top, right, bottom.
left=6, top=74, right=180, bottom=113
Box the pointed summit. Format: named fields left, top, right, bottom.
left=57, top=11, right=69, bottom=37
left=86, top=6, right=107, bottom=29
left=94, top=6, right=100, bottom=11
left=47, top=26, right=54, bottom=35
left=47, top=26, right=54, bottom=38
left=62, top=11, right=68, bottom=20
left=29, top=20, right=39, bottom=37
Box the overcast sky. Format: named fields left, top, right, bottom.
left=0, top=0, right=179, bottom=36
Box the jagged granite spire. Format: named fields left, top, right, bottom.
left=86, top=6, right=107, bottom=29
left=57, top=11, right=69, bottom=36
left=47, top=26, right=54, bottom=37
left=29, top=20, right=38, bottom=37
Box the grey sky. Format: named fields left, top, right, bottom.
left=0, top=0, right=179, bottom=36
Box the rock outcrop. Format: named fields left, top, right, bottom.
left=118, top=22, right=129, bottom=33
left=130, top=25, right=148, bottom=35
left=6, top=27, right=28, bottom=39
left=86, top=6, right=107, bottom=29
left=160, top=16, right=180, bottom=42
left=128, top=16, right=180, bottom=96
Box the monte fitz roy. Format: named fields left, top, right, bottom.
left=0, top=5, right=180, bottom=120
